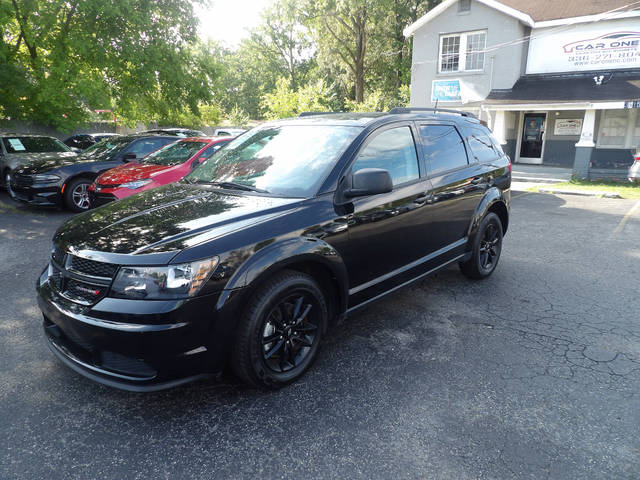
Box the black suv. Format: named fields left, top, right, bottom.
left=37, top=109, right=511, bottom=391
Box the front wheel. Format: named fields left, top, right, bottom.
left=231, top=270, right=328, bottom=389
left=64, top=178, right=92, bottom=212
left=460, top=212, right=503, bottom=279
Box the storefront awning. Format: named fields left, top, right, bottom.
left=486, top=70, right=640, bottom=104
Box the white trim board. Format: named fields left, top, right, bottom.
left=403, top=0, right=640, bottom=37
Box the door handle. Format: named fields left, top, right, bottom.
left=470, top=176, right=483, bottom=185
left=414, top=194, right=430, bottom=204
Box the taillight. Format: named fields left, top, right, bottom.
left=507, top=156, right=512, bottom=173
left=635, top=155, right=640, bottom=163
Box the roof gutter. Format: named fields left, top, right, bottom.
left=403, top=0, right=640, bottom=37
left=403, top=0, right=534, bottom=37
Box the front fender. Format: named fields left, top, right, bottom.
left=467, top=187, right=509, bottom=241
left=216, top=237, right=349, bottom=314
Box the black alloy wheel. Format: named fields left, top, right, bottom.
left=232, top=270, right=328, bottom=389
left=460, top=212, right=503, bottom=279
left=261, top=292, right=319, bottom=373
left=64, top=178, right=92, bottom=212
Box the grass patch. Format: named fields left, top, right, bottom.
left=528, top=179, right=640, bottom=199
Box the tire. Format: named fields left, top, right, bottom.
left=64, top=177, right=92, bottom=212
left=231, top=270, right=328, bottom=389
left=3, top=169, right=10, bottom=189
left=459, top=212, right=503, bottom=279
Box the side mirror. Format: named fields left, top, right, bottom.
left=344, top=168, right=393, bottom=198
left=122, top=153, right=137, bottom=162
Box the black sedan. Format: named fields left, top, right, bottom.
left=9, top=135, right=176, bottom=212
left=63, top=133, right=120, bottom=151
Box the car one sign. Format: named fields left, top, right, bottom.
left=527, top=19, right=640, bottom=74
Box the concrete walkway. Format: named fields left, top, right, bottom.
left=512, top=164, right=572, bottom=183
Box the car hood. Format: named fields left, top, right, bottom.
left=16, top=153, right=106, bottom=174
left=55, top=183, right=301, bottom=258
left=8, top=151, right=77, bottom=169
left=97, top=162, right=170, bottom=185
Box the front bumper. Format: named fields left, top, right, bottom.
left=9, top=182, right=62, bottom=207
left=37, top=277, right=229, bottom=391
left=89, top=190, right=118, bottom=208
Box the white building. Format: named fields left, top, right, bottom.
left=404, top=0, right=640, bottom=179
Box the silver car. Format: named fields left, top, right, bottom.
left=0, top=134, right=76, bottom=187
left=629, top=149, right=640, bottom=183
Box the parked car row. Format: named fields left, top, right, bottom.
left=2, top=128, right=240, bottom=212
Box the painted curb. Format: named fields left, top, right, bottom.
left=538, top=188, right=623, bottom=199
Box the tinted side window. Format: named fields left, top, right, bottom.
left=419, top=125, right=468, bottom=176
left=468, top=129, right=499, bottom=163
left=128, top=138, right=172, bottom=156
left=352, top=126, right=419, bottom=186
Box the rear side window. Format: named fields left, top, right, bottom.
left=419, top=125, right=468, bottom=176
left=128, top=138, right=173, bottom=156
left=468, top=129, right=499, bottom=163
left=352, top=126, right=419, bottom=186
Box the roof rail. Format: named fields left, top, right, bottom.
left=298, top=111, right=338, bottom=117
left=388, top=107, right=477, bottom=119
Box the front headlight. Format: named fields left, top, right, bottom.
left=110, top=257, right=219, bottom=299
left=32, top=174, right=61, bottom=183
left=120, top=179, right=152, bottom=190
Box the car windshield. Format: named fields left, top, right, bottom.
left=185, top=125, right=360, bottom=197
left=2, top=136, right=69, bottom=154
left=143, top=140, right=209, bottom=166
left=81, top=137, right=133, bottom=160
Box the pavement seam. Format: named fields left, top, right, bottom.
left=611, top=199, right=640, bottom=237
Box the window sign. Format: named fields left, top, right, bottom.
left=527, top=19, right=640, bottom=74
left=432, top=80, right=462, bottom=102
left=554, top=119, right=583, bottom=136
left=8, top=138, right=26, bottom=151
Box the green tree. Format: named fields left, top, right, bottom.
left=248, top=0, right=314, bottom=91
left=0, top=0, right=218, bottom=130
left=262, top=77, right=333, bottom=119
left=302, top=0, right=383, bottom=103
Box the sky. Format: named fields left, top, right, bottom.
left=195, top=0, right=273, bottom=48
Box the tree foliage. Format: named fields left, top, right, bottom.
left=1, top=0, right=441, bottom=128
left=0, top=0, right=218, bottom=130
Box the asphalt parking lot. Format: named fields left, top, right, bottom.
left=1, top=190, right=639, bottom=480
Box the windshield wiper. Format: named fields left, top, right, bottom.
left=190, top=179, right=270, bottom=194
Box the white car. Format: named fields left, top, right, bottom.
left=213, top=128, right=246, bottom=137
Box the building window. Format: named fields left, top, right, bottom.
left=597, top=109, right=640, bottom=149
left=439, top=30, right=486, bottom=73
left=458, top=0, right=471, bottom=12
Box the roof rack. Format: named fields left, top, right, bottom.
left=298, top=111, right=339, bottom=117
left=388, top=107, right=477, bottom=119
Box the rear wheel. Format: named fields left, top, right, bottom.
left=64, top=178, right=92, bottom=212
left=460, top=212, right=503, bottom=279
left=3, top=169, right=10, bottom=189
left=231, top=270, right=328, bottom=389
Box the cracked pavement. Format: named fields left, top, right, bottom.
left=1, top=190, right=639, bottom=479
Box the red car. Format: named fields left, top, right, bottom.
left=89, top=137, right=231, bottom=207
